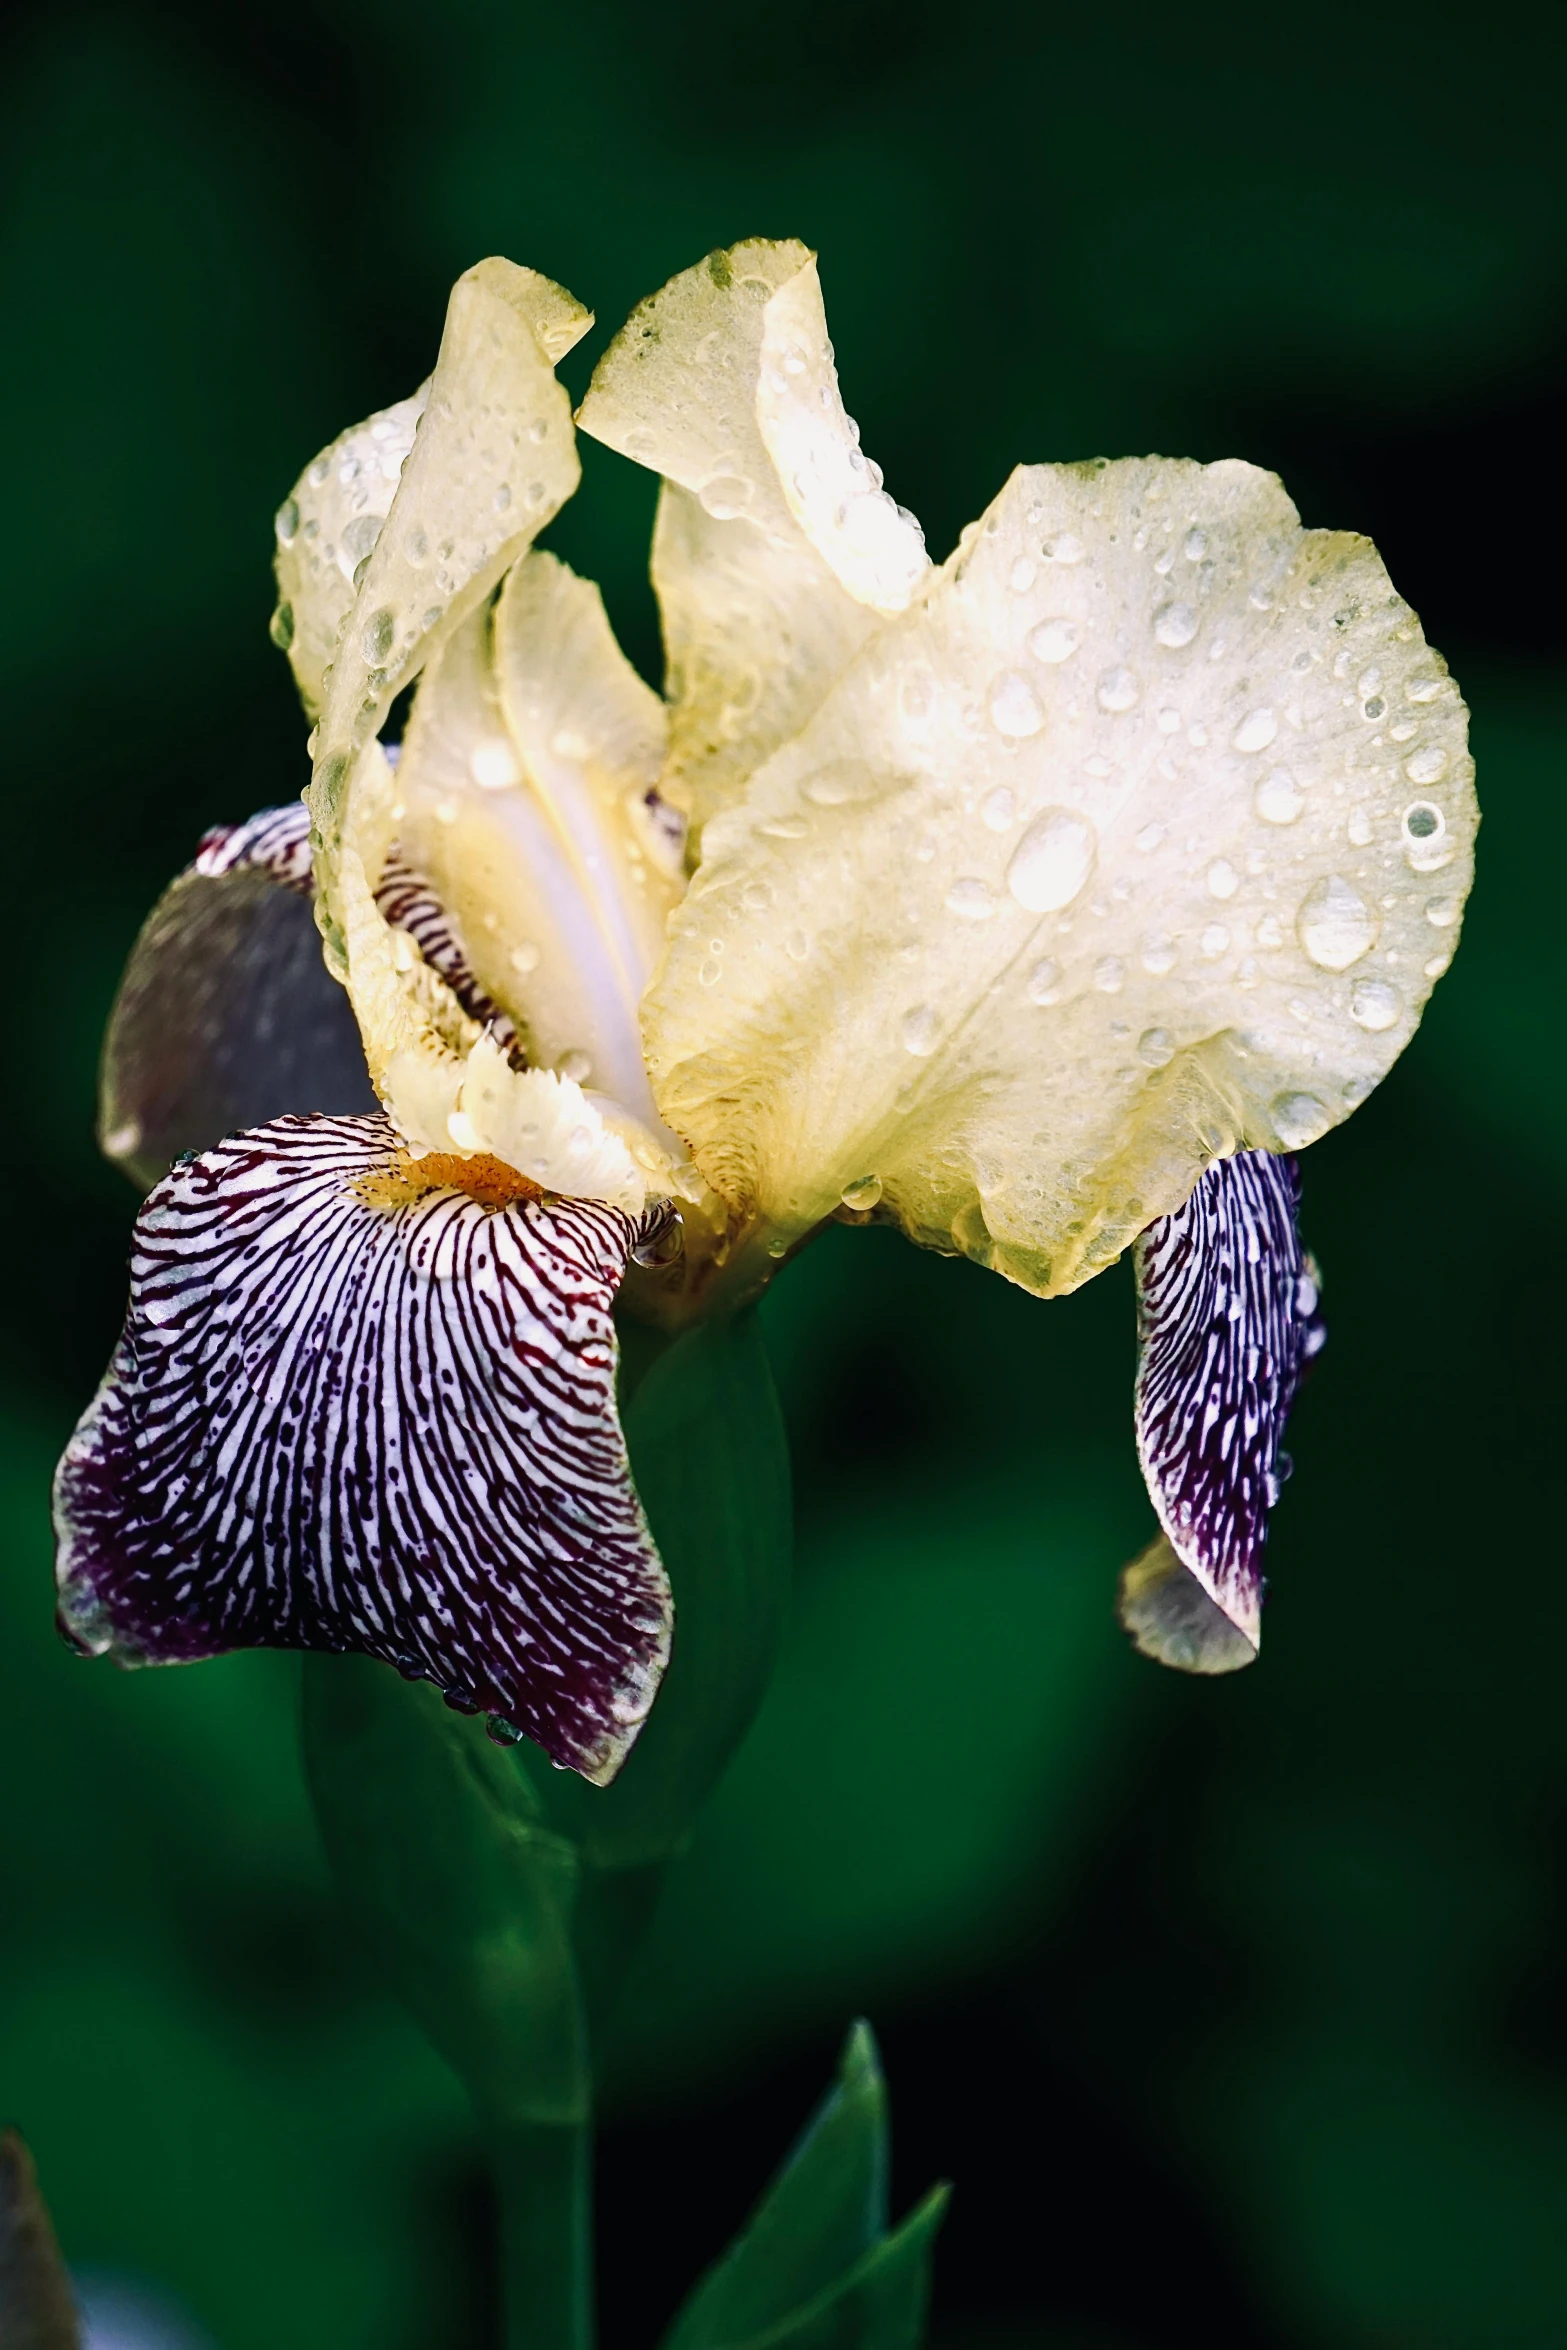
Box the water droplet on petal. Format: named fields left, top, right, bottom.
left=1350, top=979, right=1401, bottom=1031
left=946, top=877, right=996, bottom=920
left=558, top=1050, right=592, bottom=1083
left=1028, top=617, right=1079, bottom=664
left=1200, top=923, right=1230, bottom=959
left=982, top=787, right=1016, bottom=832
left=1425, top=895, right=1460, bottom=928
left=1043, top=532, right=1085, bottom=564
left=1097, top=666, right=1140, bottom=712
left=1183, top=526, right=1208, bottom=560
left=1009, top=557, right=1037, bottom=593
left=1154, top=601, right=1198, bottom=649
left=1207, top=858, right=1239, bottom=900
left=902, top=1005, right=940, bottom=1055
left=1138, top=1027, right=1176, bottom=1066
left=1272, top=1092, right=1331, bottom=1148
left=275, top=497, right=301, bottom=546
left=269, top=602, right=295, bottom=651
left=786, top=930, right=811, bottom=962
left=1141, top=934, right=1177, bottom=976
left=1232, top=707, right=1278, bottom=753
left=1093, top=956, right=1126, bottom=994
left=840, top=1174, right=883, bottom=1210
left=1027, top=958, right=1062, bottom=1005
left=1254, top=767, right=1304, bottom=824
left=1405, top=744, right=1449, bottom=785
left=700, top=474, right=753, bottom=520
left=1298, top=873, right=1377, bottom=969
left=362, top=607, right=395, bottom=664
left=509, top=942, right=541, bottom=975
left=1007, top=808, right=1097, bottom=912
left=741, top=879, right=773, bottom=912
left=470, top=738, right=521, bottom=790
left=989, top=671, right=1044, bottom=737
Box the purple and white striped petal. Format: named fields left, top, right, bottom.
left=105, top=802, right=521, bottom=1190
left=54, top=1113, right=672, bottom=1782
left=1122, top=1149, right=1325, bottom=1674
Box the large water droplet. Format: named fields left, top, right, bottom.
left=840, top=1174, right=884, bottom=1211
left=1298, top=873, right=1377, bottom=969
left=361, top=607, right=395, bottom=664
left=1028, top=618, right=1079, bottom=664
left=1254, top=767, right=1304, bottom=824
left=1272, top=1092, right=1331, bottom=1148
left=989, top=671, right=1045, bottom=737
left=1097, top=666, right=1140, bottom=713
left=1154, top=601, right=1198, bottom=649
left=274, top=496, right=300, bottom=547
left=1232, top=707, right=1278, bottom=753
left=1007, top=808, right=1097, bottom=912
left=902, top=1005, right=940, bottom=1056
left=1350, top=979, right=1401, bottom=1032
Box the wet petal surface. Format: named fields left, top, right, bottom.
left=55, top=1114, right=672, bottom=1782
left=579, top=240, right=925, bottom=839
left=1123, top=1148, right=1325, bottom=1669
left=643, top=457, right=1475, bottom=1293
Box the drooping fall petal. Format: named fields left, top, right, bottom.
left=1121, top=1149, right=1325, bottom=1671
left=55, top=1114, right=672, bottom=1783
left=101, top=803, right=377, bottom=1189
left=578, top=239, right=927, bottom=839
left=642, top=456, right=1475, bottom=1295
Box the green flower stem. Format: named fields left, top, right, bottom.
left=492, top=2118, right=594, bottom=2350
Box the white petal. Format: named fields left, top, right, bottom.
left=272, top=386, right=428, bottom=720
left=577, top=240, right=928, bottom=839
left=642, top=457, right=1476, bottom=1294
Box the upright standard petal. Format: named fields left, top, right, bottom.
left=54, top=1114, right=672, bottom=1783
left=578, top=239, right=927, bottom=837
left=273, top=386, right=429, bottom=720
left=101, top=802, right=377, bottom=1189
left=643, top=457, right=1476, bottom=1296
left=1122, top=1150, right=1325, bottom=1671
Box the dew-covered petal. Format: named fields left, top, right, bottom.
left=577, top=240, right=927, bottom=838
left=643, top=457, right=1475, bottom=1294
left=1122, top=1149, right=1325, bottom=1669
left=101, top=802, right=377, bottom=1189
left=54, top=1114, right=672, bottom=1783
left=273, top=387, right=428, bottom=721
left=308, top=256, right=591, bottom=990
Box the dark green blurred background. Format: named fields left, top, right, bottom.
left=2, top=1, right=1563, bottom=2343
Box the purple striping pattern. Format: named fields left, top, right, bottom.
left=1132, top=1149, right=1325, bottom=1641
left=54, top=1113, right=671, bottom=1782
left=196, top=801, right=521, bottom=1055
left=196, top=802, right=315, bottom=894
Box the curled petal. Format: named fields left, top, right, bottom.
left=308, top=256, right=591, bottom=988
left=643, top=457, right=1475, bottom=1294
left=272, top=386, right=428, bottom=721
left=54, top=1114, right=672, bottom=1783
left=102, top=803, right=376, bottom=1189
left=579, top=239, right=927, bottom=836
left=1122, top=1149, right=1325, bottom=1669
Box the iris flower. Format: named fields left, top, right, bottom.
left=53, top=244, right=1476, bottom=1782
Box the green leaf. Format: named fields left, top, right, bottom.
left=667, top=2022, right=941, bottom=2350
left=301, top=1657, right=587, bottom=2129
left=740, top=2190, right=949, bottom=2350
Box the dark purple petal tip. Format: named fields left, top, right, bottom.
left=1123, top=1149, right=1325, bottom=1673
left=54, top=1113, right=671, bottom=1783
